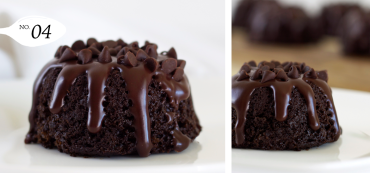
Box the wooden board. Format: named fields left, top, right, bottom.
left=232, top=28, right=370, bottom=92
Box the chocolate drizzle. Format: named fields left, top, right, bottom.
left=25, top=39, right=194, bottom=157
left=232, top=61, right=340, bottom=145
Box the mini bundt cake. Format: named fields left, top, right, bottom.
left=232, top=61, right=340, bottom=150
left=321, top=4, right=362, bottom=36
left=25, top=39, right=201, bottom=157
left=248, top=4, right=323, bottom=43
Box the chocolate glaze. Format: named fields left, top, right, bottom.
left=232, top=61, right=340, bottom=145
left=25, top=39, right=193, bottom=157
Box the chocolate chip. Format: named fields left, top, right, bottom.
left=108, top=48, right=117, bottom=56
left=88, top=47, right=100, bottom=57
left=248, top=60, right=257, bottom=67
left=304, top=68, right=318, bottom=79
left=87, top=38, right=98, bottom=47
left=117, top=47, right=128, bottom=57
left=260, top=65, right=270, bottom=71
left=98, top=46, right=112, bottom=63
left=317, top=70, right=328, bottom=82
left=283, top=62, right=293, bottom=72
left=102, top=40, right=117, bottom=48
left=294, top=65, right=301, bottom=73
left=276, top=65, right=283, bottom=68
left=71, top=40, right=86, bottom=51
left=240, top=63, right=251, bottom=73
left=136, top=49, right=149, bottom=61
left=271, top=60, right=281, bottom=66
left=78, top=49, right=93, bottom=64
left=250, top=69, right=262, bottom=80
left=261, top=70, right=276, bottom=83
left=129, top=41, right=139, bottom=50
left=177, top=60, right=186, bottom=68
left=172, top=67, right=184, bottom=82
left=166, top=47, right=177, bottom=59
left=140, top=40, right=152, bottom=50
left=55, top=46, right=62, bottom=58
left=144, top=57, right=158, bottom=72
left=302, top=65, right=311, bottom=73
left=122, top=52, right=138, bottom=67
left=237, top=70, right=250, bottom=81
left=59, top=47, right=77, bottom=63
left=59, top=45, right=68, bottom=57
left=288, top=66, right=300, bottom=79
left=276, top=69, right=288, bottom=81
left=117, top=39, right=127, bottom=47
left=90, top=43, right=103, bottom=50
left=266, top=62, right=275, bottom=69
left=145, top=44, right=158, bottom=59
left=282, top=62, right=290, bottom=67
left=114, top=46, right=122, bottom=53
left=300, top=62, right=306, bottom=71
left=258, top=61, right=268, bottom=68
left=161, top=58, right=177, bottom=74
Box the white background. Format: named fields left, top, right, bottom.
left=0, top=0, right=225, bottom=80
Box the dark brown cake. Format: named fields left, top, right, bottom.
left=321, top=4, right=362, bottom=36
left=248, top=4, right=323, bottom=43
left=340, top=9, right=370, bottom=55
left=25, top=39, right=201, bottom=157
left=232, top=61, right=340, bottom=150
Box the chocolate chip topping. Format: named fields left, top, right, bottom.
left=248, top=60, right=257, bottom=67
left=87, top=38, right=98, bottom=47
left=166, top=47, right=177, bottom=59
left=260, top=65, right=270, bottom=71
left=78, top=49, right=93, bottom=64
left=251, top=69, right=262, bottom=80
left=144, top=57, right=158, bottom=72
left=145, top=44, right=158, bottom=59
left=237, top=70, right=250, bottom=81
left=102, top=40, right=117, bottom=48
left=240, top=63, right=251, bottom=73
left=54, top=46, right=62, bottom=58
left=59, top=47, right=77, bottom=63
left=283, top=62, right=293, bottom=72
left=317, top=70, right=328, bottom=82
left=71, top=40, right=86, bottom=51
left=117, top=39, right=127, bottom=47
left=98, top=46, right=112, bottom=63
left=275, top=69, right=288, bottom=81
left=129, top=41, right=139, bottom=50
left=177, top=60, right=186, bottom=68
left=302, top=65, right=311, bottom=73
left=287, top=66, right=300, bottom=79
left=88, top=47, right=101, bottom=56
left=136, top=49, right=149, bottom=61
left=261, top=70, right=276, bottom=83
left=161, top=58, right=177, bottom=74
left=172, top=67, right=184, bottom=81
left=90, top=43, right=103, bottom=51
left=304, top=68, right=317, bottom=79
left=108, top=48, right=117, bottom=56
left=57, top=45, right=69, bottom=59
left=122, top=52, right=138, bottom=67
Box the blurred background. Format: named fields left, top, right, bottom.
left=0, top=0, right=225, bottom=133
left=232, top=0, right=370, bottom=92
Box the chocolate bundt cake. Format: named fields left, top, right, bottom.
left=248, top=3, right=323, bottom=43
left=321, top=4, right=362, bottom=36
left=25, top=39, right=201, bottom=157
left=232, top=61, right=340, bottom=150
left=340, top=9, right=370, bottom=55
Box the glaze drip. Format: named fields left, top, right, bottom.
left=232, top=62, right=340, bottom=145
left=25, top=40, right=194, bottom=157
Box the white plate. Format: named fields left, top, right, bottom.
left=233, top=88, right=370, bottom=173
left=0, top=78, right=225, bottom=173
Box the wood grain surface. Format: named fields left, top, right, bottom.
left=232, top=28, right=370, bottom=92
